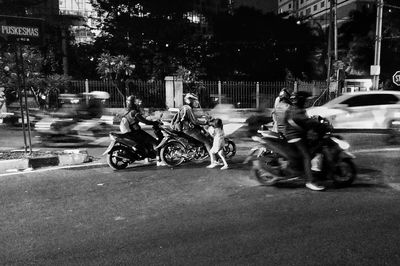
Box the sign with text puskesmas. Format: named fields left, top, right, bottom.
left=0, top=15, right=44, bottom=46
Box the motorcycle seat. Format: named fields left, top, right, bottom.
left=110, top=132, right=129, bottom=138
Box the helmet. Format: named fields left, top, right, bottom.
left=290, top=91, right=311, bottom=107
left=184, top=93, right=198, bottom=101
left=279, top=88, right=290, bottom=99
left=126, top=95, right=138, bottom=110
left=290, top=91, right=311, bottom=101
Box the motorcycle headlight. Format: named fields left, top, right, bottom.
left=109, top=133, right=116, bottom=140
left=331, top=137, right=350, bottom=150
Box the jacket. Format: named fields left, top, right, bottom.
left=120, top=109, right=156, bottom=133
left=284, top=105, right=318, bottom=141
left=179, top=104, right=206, bottom=131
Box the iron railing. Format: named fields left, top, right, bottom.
left=68, top=79, right=330, bottom=109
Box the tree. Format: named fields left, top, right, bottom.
left=0, top=0, right=45, bottom=16
left=91, top=0, right=205, bottom=80
left=0, top=46, right=70, bottom=109
left=96, top=53, right=135, bottom=105
left=208, top=7, right=323, bottom=81
left=339, top=3, right=400, bottom=84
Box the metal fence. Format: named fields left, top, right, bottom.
left=69, top=79, right=330, bottom=109
left=183, top=80, right=329, bottom=109
left=69, top=80, right=165, bottom=108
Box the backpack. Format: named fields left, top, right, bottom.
left=170, top=110, right=183, bottom=131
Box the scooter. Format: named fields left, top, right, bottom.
left=156, top=124, right=236, bottom=167
left=103, top=124, right=164, bottom=170
left=245, top=117, right=357, bottom=187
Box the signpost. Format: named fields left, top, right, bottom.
left=0, top=15, right=44, bottom=154
left=393, top=71, right=400, bottom=87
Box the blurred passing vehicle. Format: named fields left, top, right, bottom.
left=307, top=91, right=400, bottom=142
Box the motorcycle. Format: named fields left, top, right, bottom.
left=102, top=123, right=164, bottom=170
left=245, top=117, right=357, bottom=187
left=156, top=124, right=236, bottom=167
left=35, top=116, right=115, bottom=146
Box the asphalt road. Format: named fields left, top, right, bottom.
left=1, top=148, right=400, bottom=265
left=1, top=125, right=400, bottom=265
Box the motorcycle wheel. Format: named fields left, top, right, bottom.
left=107, top=146, right=131, bottom=170
left=160, top=141, right=186, bottom=167
left=251, top=159, right=280, bottom=186
left=223, top=139, right=236, bottom=158
left=332, top=158, right=356, bottom=187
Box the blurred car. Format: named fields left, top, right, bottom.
left=307, top=91, right=400, bottom=132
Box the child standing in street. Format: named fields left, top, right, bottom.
left=207, top=118, right=229, bottom=170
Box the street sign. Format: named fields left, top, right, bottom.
left=393, top=71, right=400, bottom=86
left=370, top=65, right=381, bottom=76
left=0, top=15, right=44, bottom=46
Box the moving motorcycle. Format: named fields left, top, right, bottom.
left=35, top=116, right=115, bottom=146
left=246, top=117, right=356, bottom=187
left=103, top=124, right=164, bottom=170
left=156, top=125, right=236, bottom=167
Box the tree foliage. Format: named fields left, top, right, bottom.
left=339, top=3, right=400, bottom=85
left=0, top=47, right=70, bottom=108
left=86, top=2, right=324, bottom=81
left=0, top=0, right=45, bottom=15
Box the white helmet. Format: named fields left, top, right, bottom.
left=184, top=93, right=198, bottom=102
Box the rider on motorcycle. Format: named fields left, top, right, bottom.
left=272, top=88, right=292, bottom=134
left=179, top=93, right=217, bottom=168
left=284, top=91, right=325, bottom=191
left=120, top=95, right=163, bottom=164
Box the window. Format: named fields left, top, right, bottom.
left=314, top=4, right=318, bottom=11
left=301, top=0, right=304, bottom=4
left=321, top=1, right=325, bottom=8
left=306, top=8, right=311, bottom=15
left=342, top=94, right=400, bottom=107
left=288, top=3, right=292, bottom=9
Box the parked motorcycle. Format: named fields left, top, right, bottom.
left=103, top=124, right=164, bottom=170
left=156, top=125, right=236, bottom=167
left=246, top=117, right=356, bottom=187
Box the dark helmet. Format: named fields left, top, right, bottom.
left=279, top=88, right=291, bottom=100
left=126, top=95, right=138, bottom=110
left=290, top=91, right=311, bottom=106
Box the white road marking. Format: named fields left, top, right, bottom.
left=352, top=147, right=400, bottom=154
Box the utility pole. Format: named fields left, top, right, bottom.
left=372, top=0, right=384, bottom=90
left=334, top=0, right=338, bottom=61
left=326, top=0, right=334, bottom=98
left=334, top=0, right=341, bottom=95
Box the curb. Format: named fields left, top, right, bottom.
left=0, top=149, right=91, bottom=173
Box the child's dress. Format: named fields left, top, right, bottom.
left=209, top=126, right=225, bottom=154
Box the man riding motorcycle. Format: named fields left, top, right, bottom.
left=179, top=93, right=217, bottom=168
left=120, top=95, right=164, bottom=165
left=284, top=91, right=326, bottom=191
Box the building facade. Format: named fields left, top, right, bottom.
left=59, top=0, right=98, bottom=43
left=278, top=0, right=374, bottom=26
left=232, top=0, right=278, bottom=14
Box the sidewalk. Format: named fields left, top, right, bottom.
left=0, top=120, right=255, bottom=173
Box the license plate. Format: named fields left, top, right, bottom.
left=102, top=140, right=116, bottom=155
